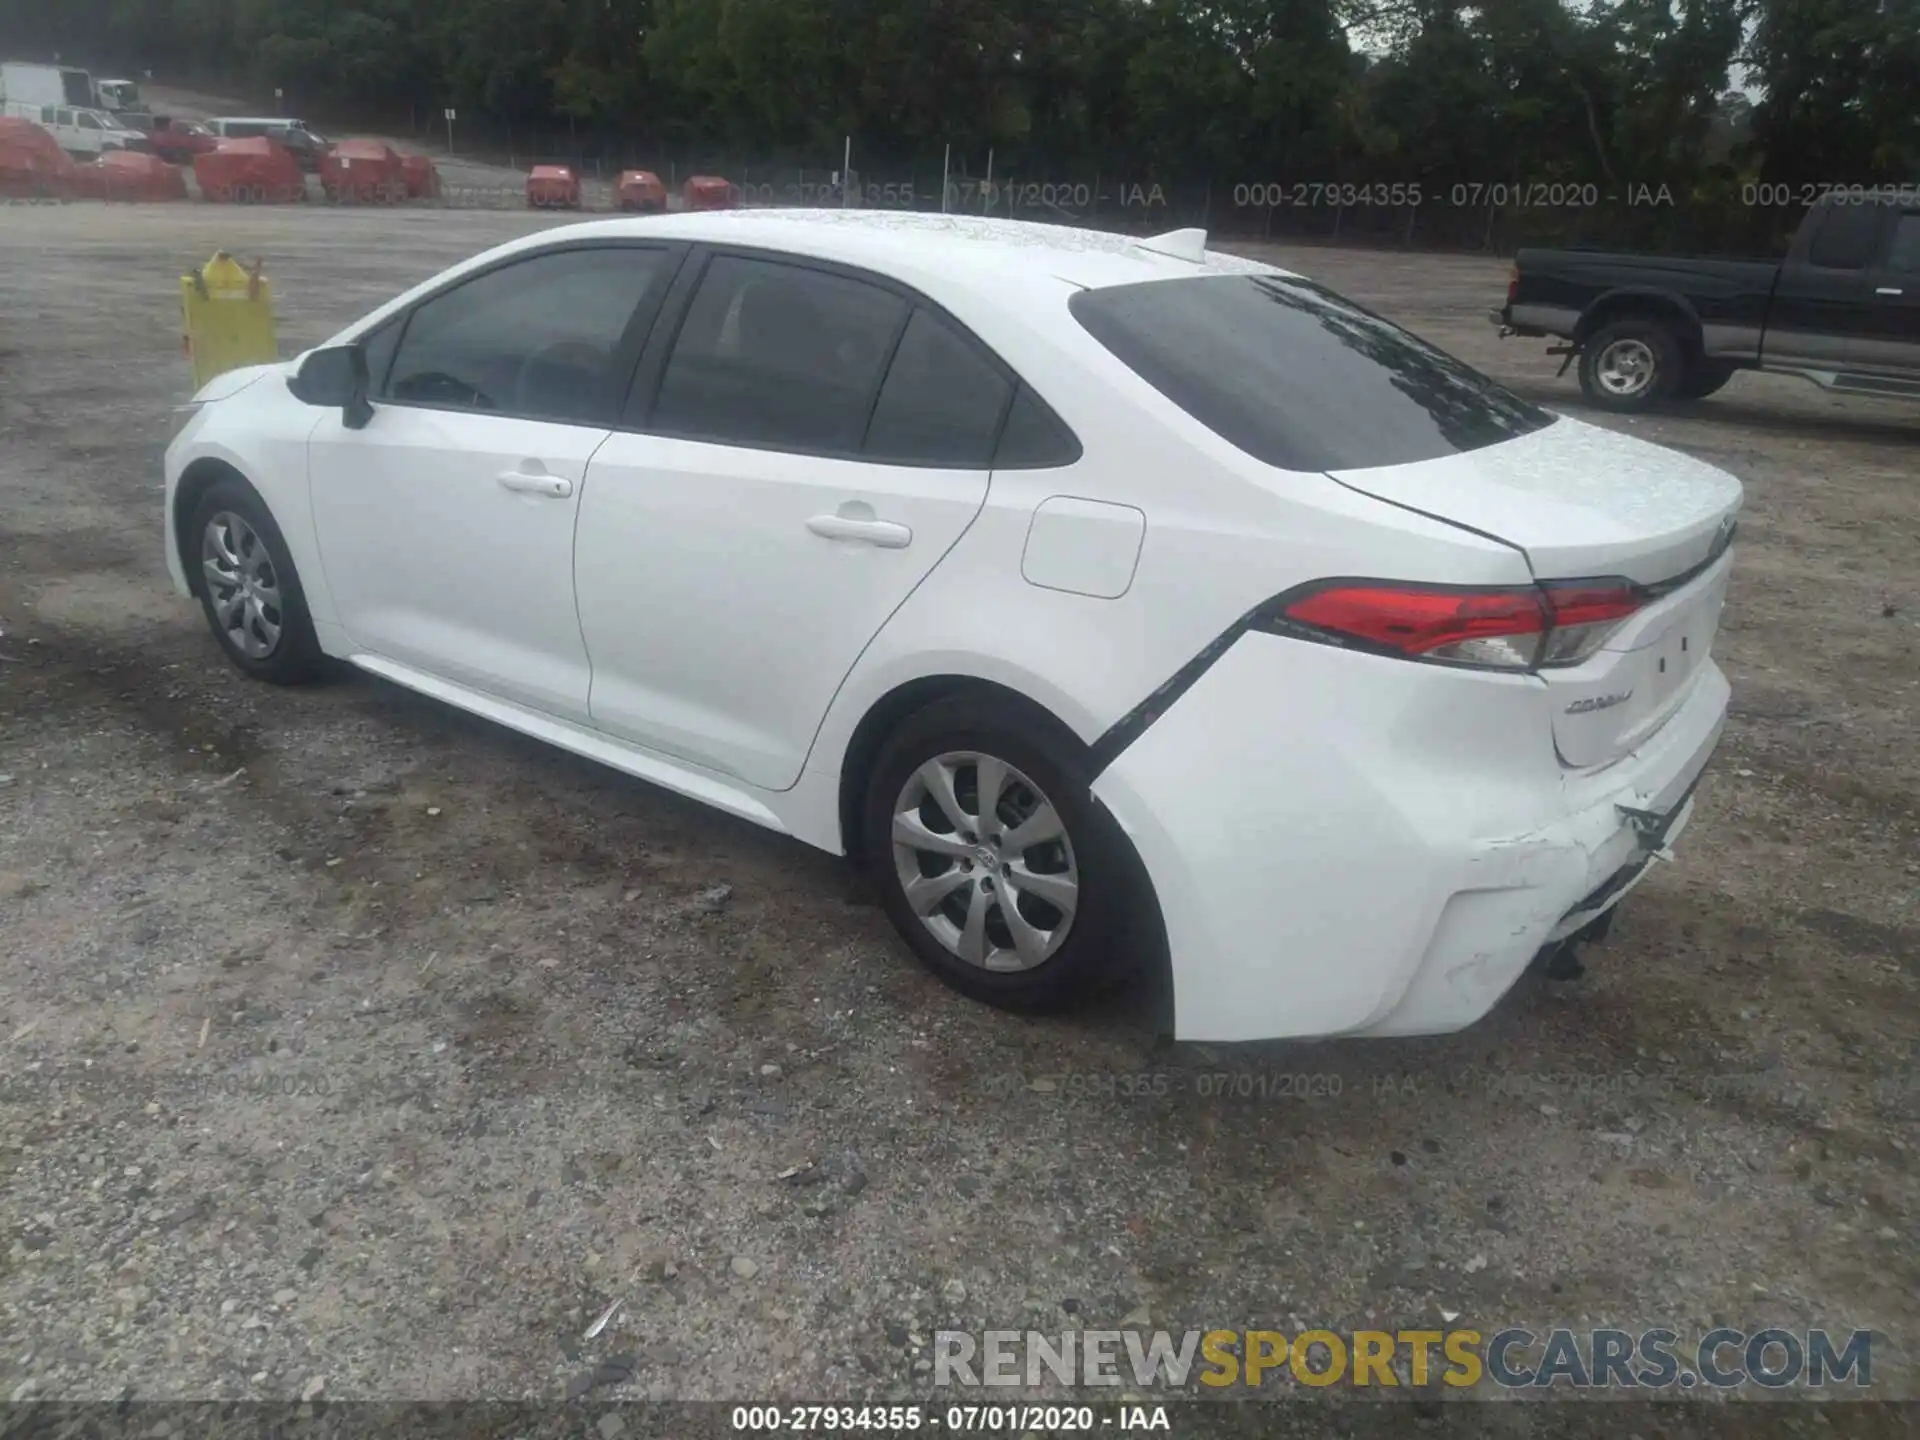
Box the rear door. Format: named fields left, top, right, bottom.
left=574, top=250, right=1006, bottom=789
left=1851, top=208, right=1920, bottom=382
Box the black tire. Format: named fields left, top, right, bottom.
left=187, top=476, right=325, bottom=685
left=1673, top=361, right=1737, bottom=400
left=1577, top=317, right=1684, bottom=413
left=862, top=693, right=1149, bottom=1013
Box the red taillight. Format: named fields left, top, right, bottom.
left=1538, top=582, right=1644, bottom=665
left=1506, top=265, right=1520, bottom=304
left=1268, top=580, right=1644, bottom=671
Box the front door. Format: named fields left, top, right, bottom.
left=575, top=253, right=1012, bottom=789
left=308, top=242, right=681, bottom=723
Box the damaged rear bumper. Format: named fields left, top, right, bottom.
left=1091, top=631, right=1728, bottom=1043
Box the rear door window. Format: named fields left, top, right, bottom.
left=1806, top=203, right=1885, bottom=270
left=1884, top=213, right=1920, bottom=277
left=1070, top=273, right=1553, bottom=472
left=993, top=383, right=1082, bottom=469
left=862, top=308, right=1012, bottom=467
left=648, top=255, right=911, bottom=454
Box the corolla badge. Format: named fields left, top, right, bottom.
left=1566, top=691, right=1634, bottom=714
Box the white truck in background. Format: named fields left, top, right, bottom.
left=0, top=60, right=98, bottom=110
left=95, top=77, right=146, bottom=113
left=1, top=60, right=153, bottom=155
left=1, top=61, right=149, bottom=119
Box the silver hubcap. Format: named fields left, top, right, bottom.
left=201, top=511, right=283, bottom=660
left=891, top=752, right=1080, bottom=972
left=1596, top=338, right=1656, bottom=396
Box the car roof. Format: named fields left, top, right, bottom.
left=514, top=210, right=1288, bottom=294
left=330, top=211, right=1293, bottom=355
left=214, top=116, right=307, bottom=127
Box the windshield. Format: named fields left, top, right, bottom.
left=1070, top=272, right=1554, bottom=472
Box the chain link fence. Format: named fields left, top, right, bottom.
left=303, top=108, right=1809, bottom=256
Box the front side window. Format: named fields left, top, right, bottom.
left=650, top=255, right=910, bottom=453
left=383, top=246, right=670, bottom=423
left=1070, top=273, right=1553, bottom=473
left=76, top=111, right=100, bottom=130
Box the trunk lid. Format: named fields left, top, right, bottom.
left=1327, top=415, right=1743, bottom=770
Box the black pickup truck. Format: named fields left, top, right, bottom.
left=1492, top=192, right=1920, bottom=411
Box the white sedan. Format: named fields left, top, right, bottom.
left=164, top=212, right=1740, bottom=1042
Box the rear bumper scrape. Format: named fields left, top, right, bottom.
left=1091, top=626, right=1729, bottom=1043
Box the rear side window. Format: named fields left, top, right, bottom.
left=1070, top=274, right=1552, bottom=472
left=993, top=384, right=1082, bottom=469
left=1807, top=203, right=1884, bottom=269
left=651, top=255, right=910, bottom=454
left=384, top=246, right=670, bottom=422
left=863, top=309, right=1012, bottom=467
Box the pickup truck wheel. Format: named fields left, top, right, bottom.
left=1578, top=319, right=1682, bottom=412
left=1674, top=362, right=1737, bottom=400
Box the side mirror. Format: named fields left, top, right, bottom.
left=289, top=343, right=373, bottom=430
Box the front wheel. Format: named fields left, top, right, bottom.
left=188, top=478, right=324, bottom=684
left=863, top=694, right=1146, bottom=1013
left=1577, top=318, right=1683, bottom=412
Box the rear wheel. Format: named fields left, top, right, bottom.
left=1578, top=318, right=1683, bottom=412
left=863, top=694, right=1144, bottom=1013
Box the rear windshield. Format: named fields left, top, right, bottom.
left=1069, top=273, right=1553, bottom=472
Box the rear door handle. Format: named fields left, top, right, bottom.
left=806, top=514, right=912, bottom=548
left=497, top=470, right=573, bottom=498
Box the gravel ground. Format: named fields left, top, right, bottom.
left=1, top=203, right=1916, bottom=1420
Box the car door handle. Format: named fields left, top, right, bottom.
left=1875, top=286, right=1904, bottom=296
left=497, top=470, right=573, bottom=498
left=806, top=514, right=912, bottom=548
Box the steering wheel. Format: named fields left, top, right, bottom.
left=392, top=370, right=493, bottom=409
left=513, top=341, right=610, bottom=419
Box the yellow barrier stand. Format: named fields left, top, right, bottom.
left=181, top=251, right=277, bottom=390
